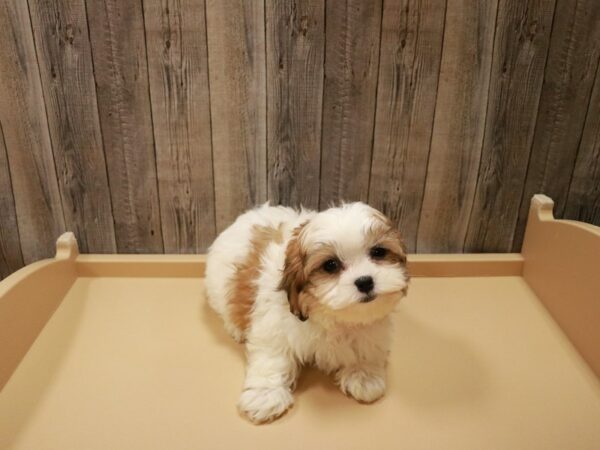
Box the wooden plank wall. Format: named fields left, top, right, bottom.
left=1, top=0, right=600, bottom=278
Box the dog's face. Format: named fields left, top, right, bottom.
left=280, top=203, right=409, bottom=325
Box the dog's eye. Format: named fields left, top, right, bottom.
left=322, top=258, right=341, bottom=273
left=370, top=246, right=387, bottom=259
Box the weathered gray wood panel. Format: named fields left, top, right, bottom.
left=0, top=123, right=24, bottom=278
left=319, top=0, right=381, bottom=207
left=266, top=0, right=325, bottom=209
left=0, top=0, right=65, bottom=264
left=206, top=0, right=267, bottom=231
left=368, top=0, right=446, bottom=252
left=143, top=0, right=216, bottom=253
left=417, top=0, right=499, bottom=252
left=87, top=0, right=164, bottom=253
left=565, top=62, right=600, bottom=226
left=464, top=0, right=556, bottom=252
left=0, top=0, right=600, bottom=277
left=28, top=0, right=116, bottom=254
left=513, top=0, right=600, bottom=250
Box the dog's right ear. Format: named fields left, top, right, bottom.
left=279, top=223, right=308, bottom=321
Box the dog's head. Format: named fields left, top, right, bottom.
left=280, top=203, right=409, bottom=325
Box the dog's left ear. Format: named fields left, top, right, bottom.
left=280, top=223, right=308, bottom=321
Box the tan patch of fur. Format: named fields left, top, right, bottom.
left=228, top=224, right=283, bottom=335
left=280, top=222, right=309, bottom=320
left=304, top=243, right=340, bottom=275
left=366, top=217, right=408, bottom=266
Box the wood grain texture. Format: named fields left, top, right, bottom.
left=0, top=0, right=65, bottom=264
left=28, top=0, right=116, bottom=254
left=565, top=62, right=600, bottom=226
left=319, top=0, right=381, bottom=206
left=464, top=0, right=556, bottom=252
left=206, top=0, right=267, bottom=231
left=417, top=0, right=498, bottom=253
left=143, top=0, right=216, bottom=253
left=368, top=0, right=447, bottom=252
left=0, top=123, right=24, bottom=279
left=266, top=0, right=325, bottom=209
left=513, top=0, right=600, bottom=251
left=86, top=0, right=164, bottom=253
left=1, top=0, right=600, bottom=275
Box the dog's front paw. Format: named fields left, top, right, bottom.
left=338, top=369, right=386, bottom=403
left=238, top=386, right=293, bottom=423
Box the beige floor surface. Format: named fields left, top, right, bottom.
left=1, top=275, right=599, bottom=450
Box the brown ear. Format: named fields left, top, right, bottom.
left=280, top=223, right=308, bottom=321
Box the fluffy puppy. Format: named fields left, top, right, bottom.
left=205, top=202, right=409, bottom=423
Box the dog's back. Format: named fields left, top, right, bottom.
left=204, top=203, right=312, bottom=341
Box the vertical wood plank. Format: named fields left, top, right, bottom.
left=86, top=0, right=164, bottom=253
left=464, top=0, right=556, bottom=252
left=266, top=0, right=325, bottom=209
left=143, top=0, right=216, bottom=253
left=0, top=0, right=65, bottom=263
left=0, top=123, right=24, bottom=279
left=416, top=0, right=498, bottom=253
left=513, top=0, right=600, bottom=250
left=206, top=0, right=267, bottom=231
left=368, top=0, right=447, bottom=251
left=565, top=62, right=600, bottom=226
left=319, top=0, right=382, bottom=207
left=28, top=0, right=117, bottom=254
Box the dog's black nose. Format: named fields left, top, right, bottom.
left=354, top=276, right=374, bottom=293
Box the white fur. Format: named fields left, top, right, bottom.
left=205, top=202, right=408, bottom=423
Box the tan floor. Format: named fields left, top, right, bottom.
left=1, top=275, right=599, bottom=450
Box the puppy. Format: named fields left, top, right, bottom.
left=205, top=202, right=409, bottom=423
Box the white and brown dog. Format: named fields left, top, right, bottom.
left=205, top=202, right=409, bottom=423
